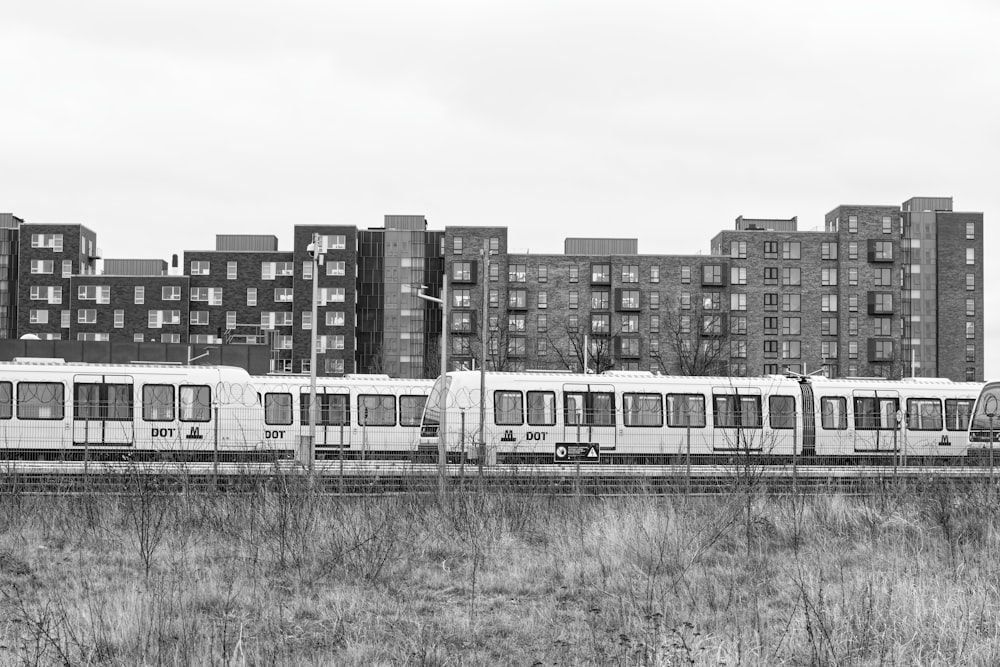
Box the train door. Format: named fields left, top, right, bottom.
left=562, top=383, right=617, bottom=450
left=711, top=387, right=763, bottom=451
left=299, top=388, right=351, bottom=447
left=797, top=381, right=816, bottom=455
left=73, top=374, right=135, bottom=446
left=852, top=390, right=900, bottom=452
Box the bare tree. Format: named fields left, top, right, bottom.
left=540, top=311, right=621, bottom=374
left=655, top=297, right=733, bottom=376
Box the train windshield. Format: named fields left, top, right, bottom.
left=420, top=375, right=451, bottom=437
left=970, top=382, right=1000, bottom=443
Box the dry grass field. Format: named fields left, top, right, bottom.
left=1, top=473, right=1000, bottom=665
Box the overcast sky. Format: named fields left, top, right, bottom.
left=2, top=0, right=998, bottom=374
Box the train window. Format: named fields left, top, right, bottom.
left=494, top=391, right=524, bottom=426
left=906, top=398, right=942, bottom=431
left=946, top=399, right=974, bottom=432
left=713, top=395, right=762, bottom=429
left=623, top=393, right=663, bottom=427
left=74, top=383, right=133, bottom=421
left=564, top=391, right=616, bottom=426
left=359, top=395, right=396, bottom=426
left=400, top=395, right=426, bottom=427
left=300, top=393, right=350, bottom=426
left=590, top=393, right=614, bottom=426
left=143, top=385, right=175, bottom=421
left=527, top=391, right=556, bottom=426
left=0, top=382, right=11, bottom=419
left=769, top=395, right=796, bottom=429
left=180, top=385, right=211, bottom=422
left=17, top=382, right=65, bottom=420
left=666, top=394, right=706, bottom=428
left=264, top=393, right=293, bottom=425
left=820, top=397, right=847, bottom=430
left=854, top=397, right=899, bottom=431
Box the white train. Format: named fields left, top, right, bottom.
left=0, top=359, right=264, bottom=460
left=420, top=371, right=982, bottom=463
left=251, top=374, right=432, bottom=459
left=968, top=381, right=1000, bottom=450
left=0, top=360, right=432, bottom=461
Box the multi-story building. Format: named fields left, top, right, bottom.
left=1, top=195, right=985, bottom=381
left=0, top=213, right=22, bottom=339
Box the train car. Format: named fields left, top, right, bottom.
left=967, top=381, right=1000, bottom=451
left=0, top=359, right=265, bottom=460
left=420, top=371, right=981, bottom=463
left=251, top=374, right=432, bottom=460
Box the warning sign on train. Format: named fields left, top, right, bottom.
left=554, top=443, right=600, bottom=463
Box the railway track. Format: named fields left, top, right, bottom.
left=1, top=460, right=999, bottom=494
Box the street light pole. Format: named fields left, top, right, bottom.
left=417, top=280, right=448, bottom=497
left=479, top=248, right=488, bottom=477
left=303, top=233, right=324, bottom=471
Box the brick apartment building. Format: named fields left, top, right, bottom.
left=0, top=197, right=985, bottom=382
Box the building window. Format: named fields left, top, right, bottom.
left=822, top=341, right=839, bottom=359
left=821, top=242, right=838, bottom=260
left=967, top=222, right=976, bottom=240
left=872, top=340, right=894, bottom=362
left=326, top=311, right=345, bottom=326
left=62, top=260, right=72, bottom=278
left=190, top=261, right=210, bottom=275
left=782, top=317, right=801, bottom=336
left=731, top=293, right=747, bottom=311
left=162, top=286, right=181, bottom=301
left=537, top=292, right=548, bottom=309
left=508, top=313, right=526, bottom=333
left=508, top=290, right=527, bottom=309
left=967, top=248, right=975, bottom=265
left=764, top=242, right=778, bottom=259
left=848, top=295, right=858, bottom=312
left=764, top=293, right=778, bottom=311
left=848, top=242, right=858, bottom=260
left=619, top=290, right=639, bottom=310
left=620, top=314, right=639, bottom=333
left=680, top=293, right=691, bottom=310
left=621, top=265, right=638, bottom=283
left=702, top=265, right=723, bottom=285
left=227, top=261, right=237, bottom=280
left=591, top=264, right=610, bottom=283
left=61, top=310, right=70, bottom=328
left=967, top=273, right=975, bottom=291
left=848, top=318, right=858, bottom=336
left=569, top=290, right=578, bottom=309
left=488, top=289, right=499, bottom=308
left=848, top=215, right=858, bottom=233
left=326, top=261, right=346, bottom=276
left=763, top=317, right=778, bottom=335
left=591, top=290, right=610, bottom=310
left=821, top=268, right=838, bottom=286
left=453, top=262, right=472, bottom=282
left=319, top=287, right=345, bottom=304
left=650, top=266, right=660, bottom=283
left=302, top=261, right=313, bottom=280
left=782, top=267, right=801, bottom=286
left=701, top=316, right=722, bottom=336
left=679, top=315, right=691, bottom=334
left=730, top=241, right=747, bottom=259
left=871, top=241, right=893, bottom=261
left=650, top=315, right=660, bottom=333
left=271, top=288, right=292, bottom=303
left=30, top=260, right=54, bottom=274
left=569, top=266, right=579, bottom=283
left=247, top=288, right=257, bottom=306
left=848, top=268, right=858, bottom=286
left=537, top=339, right=548, bottom=356
left=782, top=242, right=800, bottom=260
left=782, top=341, right=801, bottom=359
left=113, top=310, right=124, bottom=328
left=730, top=316, right=747, bottom=335
left=731, top=340, right=747, bottom=358
left=882, top=216, right=892, bottom=234
left=190, top=311, right=209, bottom=326
left=325, top=359, right=345, bottom=374
left=453, top=237, right=463, bottom=254
left=871, top=293, right=893, bottom=314
left=133, top=286, right=144, bottom=305
left=227, top=311, right=237, bottom=329
left=966, top=322, right=975, bottom=339
left=31, top=233, right=63, bottom=251
left=848, top=341, right=859, bottom=359
left=680, top=266, right=690, bottom=284
left=29, top=309, right=48, bottom=324
left=821, top=317, right=838, bottom=336
left=967, top=299, right=975, bottom=317
left=649, top=292, right=659, bottom=309
left=781, top=294, right=800, bottom=312
left=764, top=340, right=778, bottom=358
left=537, top=314, right=547, bottom=332
left=874, top=268, right=891, bottom=287
left=568, top=314, right=578, bottom=332
left=821, top=295, right=838, bottom=312
left=702, top=293, right=721, bottom=311
left=966, top=345, right=976, bottom=363
left=731, top=267, right=747, bottom=285
left=763, top=267, right=778, bottom=285
left=591, top=313, right=610, bottom=334
left=508, top=264, right=526, bottom=282
left=538, top=265, right=548, bottom=282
